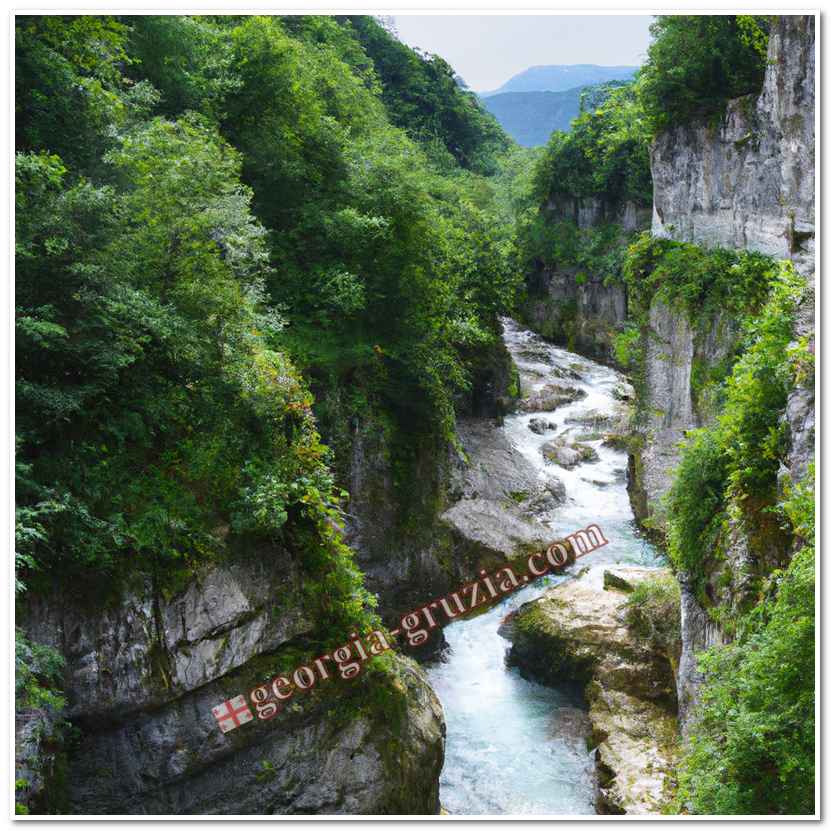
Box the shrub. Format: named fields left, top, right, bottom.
left=623, top=576, right=681, bottom=656
left=623, top=232, right=777, bottom=322
left=666, top=428, right=729, bottom=581
left=677, top=471, right=815, bottom=815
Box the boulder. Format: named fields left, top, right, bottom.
left=528, top=417, right=556, bottom=435
left=520, top=383, right=587, bottom=413
left=440, top=497, right=548, bottom=567
left=441, top=419, right=560, bottom=570
left=506, top=566, right=680, bottom=815
left=541, top=438, right=598, bottom=469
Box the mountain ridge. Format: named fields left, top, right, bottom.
left=480, top=63, right=637, bottom=97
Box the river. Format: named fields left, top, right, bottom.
left=426, top=318, right=663, bottom=815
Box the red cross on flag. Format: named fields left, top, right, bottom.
left=212, top=695, right=254, bottom=733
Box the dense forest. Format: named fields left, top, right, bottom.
left=16, top=14, right=518, bottom=587
left=16, top=13, right=814, bottom=816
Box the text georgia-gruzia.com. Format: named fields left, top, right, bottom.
left=212, top=523, right=609, bottom=733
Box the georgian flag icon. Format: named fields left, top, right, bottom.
left=212, top=695, right=254, bottom=733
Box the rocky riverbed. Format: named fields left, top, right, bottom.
left=427, top=319, right=669, bottom=815
left=506, top=565, right=679, bottom=814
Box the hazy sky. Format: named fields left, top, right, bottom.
left=392, top=15, right=653, bottom=92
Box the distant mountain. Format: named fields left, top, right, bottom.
left=481, top=64, right=637, bottom=97
left=481, top=80, right=633, bottom=147
left=482, top=88, right=584, bottom=147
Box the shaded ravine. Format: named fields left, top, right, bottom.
left=426, top=318, right=663, bottom=815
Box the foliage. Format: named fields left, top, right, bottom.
left=677, top=469, right=815, bottom=815
left=531, top=82, right=651, bottom=207
left=665, top=429, right=729, bottom=579
left=343, top=15, right=509, bottom=174
left=664, top=262, right=804, bottom=583
left=623, top=232, right=777, bottom=321
left=639, top=15, right=771, bottom=133
left=718, top=264, right=805, bottom=501
left=15, top=630, right=66, bottom=713
left=623, top=575, right=681, bottom=656
left=15, top=16, right=130, bottom=171
left=519, top=218, right=633, bottom=287
left=661, top=263, right=812, bottom=814
left=15, top=14, right=520, bottom=648
left=126, top=15, right=241, bottom=119
left=612, top=322, right=642, bottom=371
left=514, top=81, right=651, bottom=305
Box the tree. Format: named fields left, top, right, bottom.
left=639, top=15, right=770, bottom=133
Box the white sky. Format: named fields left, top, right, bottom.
left=392, top=15, right=654, bottom=92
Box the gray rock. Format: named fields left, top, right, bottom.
left=520, top=383, right=587, bottom=413
left=67, top=655, right=444, bottom=814
left=452, top=419, right=547, bottom=504
left=440, top=497, right=548, bottom=565
left=528, top=417, right=556, bottom=435
left=651, top=16, right=814, bottom=279
left=20, top=554, right=445, bottom=814
left=522, top=478, right=568, bottom=516
left=24, top=557, right=316, bottom=725
left=345, top=424, right=458, bottom=618
left=541, top=438, right=598, bottom=469
left=628, top=300, right=738, bottom=534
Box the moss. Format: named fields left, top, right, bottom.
left=508, top=603, right=596, bottom=685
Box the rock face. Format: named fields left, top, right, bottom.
left=651, top=16, right=815, bottom=279
left=520, top=197, right=650, bottom=365
left=632, top=14, right=815, bottom=536
left=18, top=556, right=445, bottom=814
left=507, top=566, right=679, bottom=814
left=343, top=330, right=520, bottom=623
left=640, top=15, right=815, bottom=733
left=345, top=424, right=458, bottom=618
left=627, top=302, right=738, bottom=535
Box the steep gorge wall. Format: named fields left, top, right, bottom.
left=633, top=14, right=815, bottom=729
left=635, top=14, right=814, bottom=527
left=521, top=197, right=650, bottom=364
left=318, top=332, right=522, bottom=637
left=17, top=552, right=445, bottom=814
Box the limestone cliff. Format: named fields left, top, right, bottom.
left=520, top=197, right=650, bottom=365
left=633, top=14, right=815, bottom=731
left=634, top=15, right=814, bottom=528
left=17, top=555, right=445, bottom=814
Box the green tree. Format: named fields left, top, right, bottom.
left=639, top=15, right=770, bottom=133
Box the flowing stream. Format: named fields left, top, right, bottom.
left=426, top=318, right=663, bottom=815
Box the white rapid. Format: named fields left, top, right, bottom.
left=426, top=318, right=663, bottom=816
